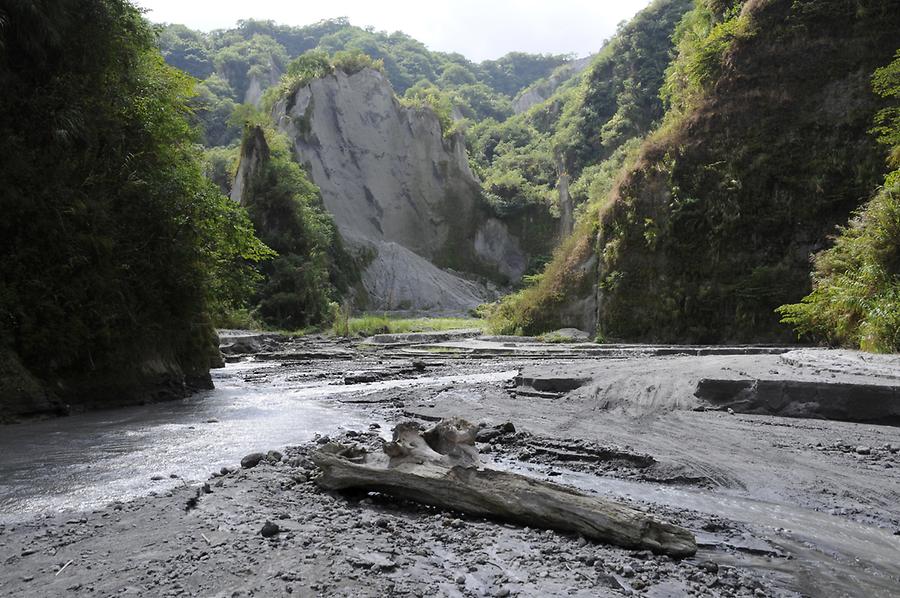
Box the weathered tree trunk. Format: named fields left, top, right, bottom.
left=312, top=419, right=697, bottom=557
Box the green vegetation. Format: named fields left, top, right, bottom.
left=778, top=52, right=900, bottom=352
left=496, top=0, right=900, bottom=343
left=158, top=18, right=570, bottom=148
left=482, top=0, right=691, bottom=334
left=0, top=0, right=269, bottom=397
left=334, top=315, right=486, bottom=338
left=236, top=125, right=358, bottom=329
left=484, top=219, right=599, bottom=335
left=584, top=0, right=900, bottom=343
left=487, top=0, right=900, bottom=345
left=262, top=49, right=385, bottom=113
left=469, top=0, right=691, bottom=234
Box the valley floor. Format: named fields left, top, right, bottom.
left=1, top=334, right=898, bottom=597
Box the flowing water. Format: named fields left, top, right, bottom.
left=0, top=360, right=515, bottom=523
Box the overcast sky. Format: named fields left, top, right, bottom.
left=135, top=0, right=652, bottom=62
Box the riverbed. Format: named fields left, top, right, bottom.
left=1, top=333, right=898, bottom=597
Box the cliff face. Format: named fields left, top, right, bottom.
left=592, top=0, right=900, bottom=343
left=512, top=56, right=592, bottom=114
left=266, top=68, right=527, bottom=312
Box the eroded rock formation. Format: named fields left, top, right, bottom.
left=266, top=68, right=528, bottom=312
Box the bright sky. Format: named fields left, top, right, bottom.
left=135, top=0, right=652, bottom=62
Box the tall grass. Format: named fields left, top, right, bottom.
left=332, top=315, right=486, bottom=338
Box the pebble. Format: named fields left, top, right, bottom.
left=260, top=521, right=280, bottom=538
left=241, top=452, right=265, bottom=469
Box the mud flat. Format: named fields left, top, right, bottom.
left=513, top=348, right=900, bottom=422
left=1, top=334, right=898, bottom=597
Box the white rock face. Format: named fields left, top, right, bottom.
left=269, top=68, right=526, bottom=311
left=513, top=56, right=593, bottom=114
left=474, top=218, right=526, bottom=281
left=362, top=241, right=488, bottom=313
left=243, top=61, right=283, bottom=107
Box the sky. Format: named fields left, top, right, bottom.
left=135, top=0, right=653, bottom=62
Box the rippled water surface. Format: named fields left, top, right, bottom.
left=0, top=361, right=514, bottom=522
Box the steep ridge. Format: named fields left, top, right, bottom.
left=262, top=68, right=528, bottom=312
left=478, top=0, right=692, bottom=335
left=592, top=0, right=900, bottom=343
left=499, top=0, right=900, bottom=340
left=512, top=56, right=593, bottom=114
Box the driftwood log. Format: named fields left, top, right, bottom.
left=312, top=419, right=697, bottom=557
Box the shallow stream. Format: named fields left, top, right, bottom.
left=0, top=360, right=513, bottom=522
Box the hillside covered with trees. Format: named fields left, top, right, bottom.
left=0, top=0, right=270, bottom=416
left=158, top=18, right=572, bottom=149
left=487, top=0, right=900, bottom=352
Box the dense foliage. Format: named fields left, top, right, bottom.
left=0, top=0, right=269, bottom=390
left=158, top=18, right=570, bottom=147
left=469, top=0, right=691, bottom=230
left=482, top=0, right=692, bottom=333
left=585, top=0, right=900, bottom=343
left=237, top=126, right=358, bottom=329
left=487, top=0, right=900, bottom=342
left=778, top=52, right=900, bottom=352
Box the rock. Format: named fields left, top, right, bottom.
left=475, top=428, right=502, bottom=443
left=150, top=474, right=165, bottom=481
left=241, top=452, right=265, bottom=469
left=0, top=346, right=61, bottom=419
left=266, top=450, right=283, bottom=463
left=255, top=68, right=532, bottom=310
left=412, top=360, right=427, bottom=372
left=219, top=338, right=262, bottom=356
left=855, top=446, right=871, bottom=455
left=260, top=521, right=280, bottom=538
left=476, top=422, right=516, bottom=443
left=512, top=55, right=592, bottom=114
left=699, top=561, right=719, bottom=574
left=349, top=551, right=397, bottom=570
left=344, top=372, right=380, bottom=385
